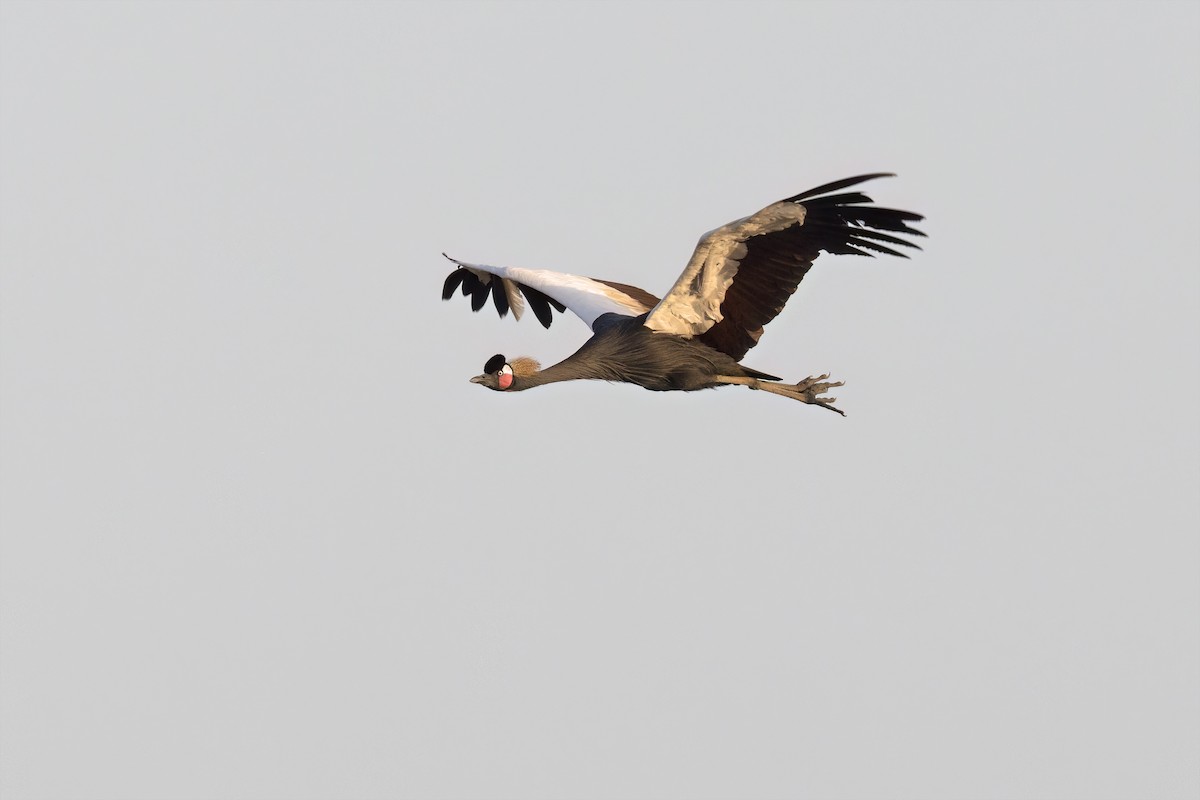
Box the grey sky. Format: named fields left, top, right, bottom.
left=1, top=2, right=1198, bottom=798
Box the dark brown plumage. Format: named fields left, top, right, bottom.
left=446, top=174, right=924, bottom=414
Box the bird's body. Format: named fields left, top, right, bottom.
left=444, top=174, right=924, bottom=414
left=491, top=312, right=777, bottom=393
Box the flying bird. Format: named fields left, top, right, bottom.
left=441, top=173, right=924, bottom=414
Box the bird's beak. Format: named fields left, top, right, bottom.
left=469, top=375, right=486, bottom=385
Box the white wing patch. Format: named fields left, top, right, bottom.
left=644, top=201, right=807, bottom=337
left=445, top=256, right=650, bottom=329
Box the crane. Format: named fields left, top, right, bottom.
left=441, top=173, right=924, bottom=415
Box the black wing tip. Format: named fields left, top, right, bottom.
left=491, top=278, right=510, bottom=318
left=791, top=176, right=926, bottom=258
left=846, top=171, right=896, bottom=184
left=521, top=286, right=557, bottom=328
left=442, top=260, right=557, bottom=328
left=786, top=173, right=897, bottom=203
left=441, top=254, right=509, bottom=318
left=441, top=267, right=469, bottom=300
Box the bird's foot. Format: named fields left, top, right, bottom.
left=717, top=373, right=846, bottom=414
left=782, top=374, right=845, bottom=415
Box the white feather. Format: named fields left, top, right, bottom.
left=446, top=257, right=649, bottom=329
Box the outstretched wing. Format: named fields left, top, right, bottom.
left=644, top=174, right=925, bottom=360
left=441, top=254, right=658, bottom=331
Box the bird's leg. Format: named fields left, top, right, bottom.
left=715, top=374, right=846, bottom=415
left=784, top=374, right=846, bottom=415
left=716, top=376, right=760, bottom=389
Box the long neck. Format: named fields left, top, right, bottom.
left=512, top=353, right=608, bottom=390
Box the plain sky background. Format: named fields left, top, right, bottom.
left=2, top=2, right=1198, bottom=798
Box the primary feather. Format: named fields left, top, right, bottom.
left=441, top=255, right=652, bottom=330
left=442, top=174, right=925, bottom=413
left=647, top=173, right=924, bottom=360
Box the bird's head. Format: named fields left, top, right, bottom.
left=470, top=353, right=541, bottom=391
